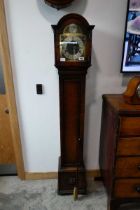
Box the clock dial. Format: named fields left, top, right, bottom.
left=60, top=35, right=86, bottom=61
left=60, top=24, right=86, bottom=62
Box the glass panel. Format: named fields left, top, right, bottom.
left=0, top=164, right=17, bottom=175
left=60, top=24, right=86, bottom=62
left=0, top=56, right=5, bottom=94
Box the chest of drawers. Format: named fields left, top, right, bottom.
left=99, top=94, right=140, bottom=210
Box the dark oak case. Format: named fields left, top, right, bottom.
left=52, top=14, right=94, bottom=195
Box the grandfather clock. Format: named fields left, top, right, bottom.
left=52, top=13, right=94, bottom=195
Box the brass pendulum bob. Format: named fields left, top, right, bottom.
left=73, top=138, right=80, bottom=201
left=73, top=186, right=78, bottom=201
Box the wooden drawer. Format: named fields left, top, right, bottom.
left=115, top=157, right=140, bottom=177
left=114, top=179, right=140, bottom=198
left=120, top=117, right=140, bottom=137
left=117, top=137, right=140, bottom=156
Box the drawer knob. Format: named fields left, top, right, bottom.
left=4, top=108, right=9, bottom=114
left=135, top=186, right=140, bottom=193
left=138, top=165, right=140, bottom=170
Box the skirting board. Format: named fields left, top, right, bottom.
left=25, top=170, right=100, bottom=180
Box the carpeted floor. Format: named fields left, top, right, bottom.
left=0, top=176, right=140, bottom=210
left=0, top=176, right=106, bottom=210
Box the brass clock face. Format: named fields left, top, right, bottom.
left=60, top=24, right=86, bottom=62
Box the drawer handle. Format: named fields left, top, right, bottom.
left=135, top=186, right=140, bottom=193
left=138, top=165, right=140, bottom=170
left=4, top=108, right=9, bottom=114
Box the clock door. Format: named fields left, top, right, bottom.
left=60, top=73, right=85, bottom=167
left=60, top=23, right=86, bottom=63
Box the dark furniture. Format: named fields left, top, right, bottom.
left=99, top=94, right=140, bottom=210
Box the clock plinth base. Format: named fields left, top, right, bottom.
left=58, top=157, right=87, bottom=195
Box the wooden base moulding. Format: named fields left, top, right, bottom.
left=25, top=170, right=100, bottom=180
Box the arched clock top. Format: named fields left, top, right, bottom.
left=52, top=13, right=94, bottom=33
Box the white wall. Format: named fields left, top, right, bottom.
left=4, top=0, right=130, bottom=172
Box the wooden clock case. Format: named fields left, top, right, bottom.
left=44, top=0, right=74, bottom=9
left=52, top=14, right=94, bottom=195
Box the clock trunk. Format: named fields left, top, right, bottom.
left=58, top=70, right=87, bottom=194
